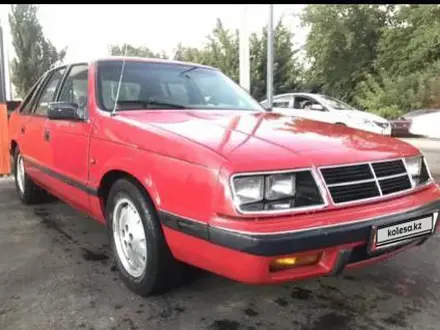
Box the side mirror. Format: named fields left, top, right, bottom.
left=48, top=102, right=83, bottom=121
left=311, top=104, right=324, bottom=111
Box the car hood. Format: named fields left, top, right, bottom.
left=117, top=110, right=418, bottom=169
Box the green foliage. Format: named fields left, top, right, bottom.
left=173, top=18, right=302, bottom=101
left=355, top=61, right=440, bottom=118
left=173, top=19, right=240, bottom=82
left=301, top=5, right=390, bottom=103
left=353, top=5, right=440, bottom=118
left=301, top=4, right=440, bottom=118
left=9, top=4, right=66, bottom=98
left=250, top=21, right=302, bottom=101
left=376, top=5, right=440, bottom=76
left=109, top=43, right=167, bottom=59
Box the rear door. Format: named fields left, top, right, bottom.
left=10, top=74, right=47, bottom=159
left=21, top=67, right=67, bottom=185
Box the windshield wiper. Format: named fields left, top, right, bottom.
left=115, top=100, right=187, bottom=110
left=179, top=66, right=200, bottom=76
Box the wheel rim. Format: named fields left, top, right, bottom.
left=113, top=197, right=147, bottom=278
left=16, top=154, right=25, bottom=194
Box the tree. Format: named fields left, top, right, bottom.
left=174, top=19, right=239, bottom=81
left=109, top=43, right=167, bottom=59
left=249, top=20, right=303, bottom=101
left=9, top=5, right=66, bottom=97
left=173, top=18, right=302, bottom=101
left=355, top=5, right=440, bottom=117
left=301, top=5, right=391, bottom=103
left=376, top=5, right=440, bottom=76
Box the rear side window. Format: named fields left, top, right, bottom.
left=33, top=67, right=66, bottom=116
left=19, top=74, right=47, bottom=114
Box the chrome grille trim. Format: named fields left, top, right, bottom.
left=369, top=163, right=383, bottom=196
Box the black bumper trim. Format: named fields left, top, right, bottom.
left=158, top=199, right=440, bottom=257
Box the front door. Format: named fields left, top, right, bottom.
left=44, top=64, right=93, bottom=213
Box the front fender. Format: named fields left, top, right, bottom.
left=89, top=137, right=222, bottom=223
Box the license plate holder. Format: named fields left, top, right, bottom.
left=368, top=214, right=435, bottom=255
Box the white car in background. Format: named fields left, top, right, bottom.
left=260, top=93, right=392, bottom=135
left=409, top=110, right=440, bottom=139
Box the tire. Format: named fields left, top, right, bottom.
left=13, top=147, right=48, bottom=205
left=106, top=178, right=183, bottom=296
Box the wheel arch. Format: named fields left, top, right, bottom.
left=97, top=169, right=159, bottom=216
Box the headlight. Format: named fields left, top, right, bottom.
left=405, top=156, right=431, bottom=186
left=265, top=173, right=296, bottom=200
left=231, top=170, right=325, bottom=213
left=233, top=176, right=264, bottom=204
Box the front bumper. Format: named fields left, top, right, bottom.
left=160, top=198, right=440, bottom=284
left=207, top=200, right=439, bottom=257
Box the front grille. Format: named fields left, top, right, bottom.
left=320, top=159, right=414, bottom=205
left=320, top=164, right=373, bottom=185
left=372, top=160, right=406, bottom=177
left=379, top=175, right=412, bottom=195
left=328, top=181, right=380, bottom=204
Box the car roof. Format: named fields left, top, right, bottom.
left=49, top=56, right=217, bottom=73
left=260, top=92, right=321, bottom=103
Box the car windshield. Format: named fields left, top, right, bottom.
left=318, top=94, right=356, bottom=110
left=97, top=60, right=264, bottom=112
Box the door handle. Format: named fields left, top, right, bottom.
left=43, top=130, right=51, bottom=142
left=21, top=126, right=25, bottom=134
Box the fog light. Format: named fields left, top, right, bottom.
left=270, top=253, right=322, bottom=272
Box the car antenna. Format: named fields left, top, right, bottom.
left=110, top=44, right=128, bottom=117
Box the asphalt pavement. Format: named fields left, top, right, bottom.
left=0, top=138, right=439, bottom=330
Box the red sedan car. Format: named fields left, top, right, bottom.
left=8, top=57, right=440, bottom=296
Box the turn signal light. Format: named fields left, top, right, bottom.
left=269, top=253, right=322, bottom=272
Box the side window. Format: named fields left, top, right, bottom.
left=33, top=68, right=66, bottom=116
left=272, top=98, right=291, bottom=108
left=20, top=74, right=47, bottom=114
left=58, top=65, right=89, bottom=118
left=293, top=96, right=320, bottom=110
